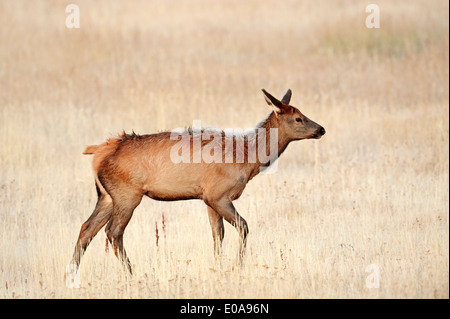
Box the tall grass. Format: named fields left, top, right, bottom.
left=0, top=0, right=448, bottom=298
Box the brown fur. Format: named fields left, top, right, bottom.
left=68, top=89, right=325, bottom=275
left=83, top=135, right=122, bottom=172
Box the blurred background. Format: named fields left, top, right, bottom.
left=0, top=0, right=448, bottom=298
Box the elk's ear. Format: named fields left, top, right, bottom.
left=281, top=89, right=292, bottom=104
left=262, top=89, right=286, bottom=115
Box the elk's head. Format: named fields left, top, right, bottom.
left=262, top=88, right=326, bottom=140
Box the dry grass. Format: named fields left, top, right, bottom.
left=0, top=0, right=448, bottom=298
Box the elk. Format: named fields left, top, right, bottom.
left=67, top=89, right=325, bottom=276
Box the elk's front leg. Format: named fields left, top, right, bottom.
left=206, top=197, right=249, bottom=261
left=207, top=206, right=224, bottom=256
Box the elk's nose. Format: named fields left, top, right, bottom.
left=319, top=127, right=326, bottom=136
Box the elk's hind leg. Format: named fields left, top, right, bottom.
left=105, top=190, right=143, bottom=275
left=70, top=179, right=113, bottom=269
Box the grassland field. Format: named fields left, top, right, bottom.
left=0, top=0, right=448, bottom=298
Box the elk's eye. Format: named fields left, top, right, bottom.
left=296, top=117, right=303, bottom=123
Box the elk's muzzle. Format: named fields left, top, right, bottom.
left=313, top=126, right=326, bottom=139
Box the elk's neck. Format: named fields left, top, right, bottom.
left=252, top=111, right=291, bottom=169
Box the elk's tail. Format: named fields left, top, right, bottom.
left=83, top=145, right=101, bottom=155
left=83, top=135, right=123, bottom=173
